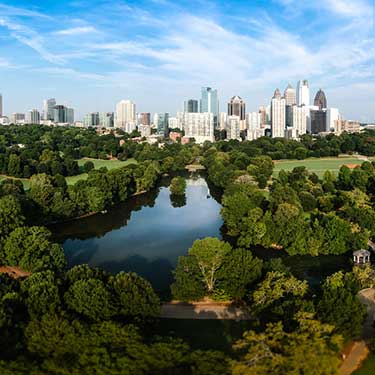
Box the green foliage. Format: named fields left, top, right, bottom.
left=0, top=195, right=25, bottom=242
left=170, top=176, right=187, bottom=195
left=0, top=226, right=66, bottom=272
left=64, top=278, right=114, bottom=321
left=317, top=271, right=366, bottom=340
left=109, top=272, right=160, bottom=320
left=232, top=313, right=343, bottom=375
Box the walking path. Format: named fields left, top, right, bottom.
left=160, top=300, right=250, bottom=320
left=340, top=288, right=375, bottom=375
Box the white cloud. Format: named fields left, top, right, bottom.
left=55, top=26, right=97, bottom=36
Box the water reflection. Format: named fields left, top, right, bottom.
left=52, top=175, right=223, bottom=293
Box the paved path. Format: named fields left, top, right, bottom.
left=340, top=341, right=369, bottom=375
left=340, top=288, right=375, bottom=375
left=160, top=301, right=251, bottom=320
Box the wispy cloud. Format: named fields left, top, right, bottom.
left=55, top=26, right=97, bottom=36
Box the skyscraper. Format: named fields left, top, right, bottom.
left=115, top=100, right=136, bottom=128
left=314, top=89, right=327, bottom=110
left=271, top=89, right=286, bottom=138
left=297, top=80, right=310, bottom=106
left=226, top=116, right=241, bottom=140
left=228, top=96, right=246, bottom=120
left=155, top=113, right=169, bottom=137
left=53, top=105, right=67, bottom=123
left=84, top=112, right=99, bottom=127
left=184, top=99, right=199, bottom=113
left=43, top=98, right=56, bottom=120
left=181, top=112, right=214, bottom=143
left=0, top=94, right=3, bottom=117
left=139, top=113, right=151, bottom=126
left=200, top=87, right=219, bottom=127
left=27, top=109, right=40, bottom=124
left=292, top=105, right=309, bottom=136
left=99, top=112, right=114, bottom=128
left=66, top=107, right=74, bottom=124
left=284, top=84, right=296, bottom=127
left=310, top=110, right=327, bottom=134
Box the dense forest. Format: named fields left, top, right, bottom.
left=1, top=125, right=375, bottom=374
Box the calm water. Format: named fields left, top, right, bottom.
left=52, top=174, right=351, bottom=294
left=52, top=175, right=223, bottom=292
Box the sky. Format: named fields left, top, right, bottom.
left=0, top=0, right=374, bottom=121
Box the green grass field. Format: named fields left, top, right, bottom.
left=273, top=157, right=366, bottom=178
left=0, top=158, right=137, bottom=189
left=353, top=355, right=375, bottom=374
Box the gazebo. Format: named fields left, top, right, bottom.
left=353, top=249, right=371, bottom=265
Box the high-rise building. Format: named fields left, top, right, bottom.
left=84, top=112, right=100, bottom=127
left=226, top=116, right=241, bottom=140
left=184, top=99, right=199, bottom=113
left=314, top=89, right=327, bottom=110
left=27, top=109, right=40, bottom=124
left=310, top=110, right=327, bottom=134
left=155, top=113, right=169, bottom=136
left=200, top=87, right=219, bottom=127
left=258, top=106, right=269, bottom=128
left=335, top=119, right=361, bottom=135
left=228, top=96, right=246, bottom=120
left=11, top=113, right=25, bottom=124
left=138, top=124, right=151, bottom=137
left=138, top=113, right=151, bottom=126
left=0, top=93, right=3, bottom=117
left=66, top=107, right=74, bottom=124
left=43, top=98, right=56, bottom=120
left=181, top=112, right=214, bottom=143
left=99, top=112, right=114, bottom=128
left=169, top=117, right=182, bottom=130
left=53, top=105, right=67, bottom=123
left=297, top=80, right=310, bottom=106
left=219, top=112, right=228, bottom=131
left=115, top=100, right=136, bottom=128
left=271, top=89, right=286, bottom=138
left=291, top=105, right=309, bottom=136
left=327, top=108, right=340, bottom=132
left=284, top=84, right=296, bottom=127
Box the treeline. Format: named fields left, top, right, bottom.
left=203, top=145, right=375, bottom=256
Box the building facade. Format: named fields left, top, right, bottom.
left=11, top=113, right=25, bottom=124
left=228, top=96, right=246, bottom=120
left=226, top=115, right=241, bottom=140
left=297, top=80, right=310, bottom=106
left=84, top=112, right=100, bottom=127
left=292, top=105, right=309, bottom=136
left=182, top=112, right=214, bottom=143
left=138, top=112, right=151, bottom=126
left=271, top=89, right=286, bottom=138
left=43, top=98, right=56, bottom=120
left=99, top=112, right=114, bottom=128
left=200, top=87, right=219, bottom=127
left=155, top=113, right=169, bottom=136
left=53, top=105, right=67, bottom=123
left=314, top=89, right=327, bottom=110
left=184, top=99, right=199, bottom=113
left=27, top=109, right=40, bottom=124
left=310, top=110, right=327, bottom=134
left=115, top=100, right=136, bottom=128
left=284, top=84, right=296, bottom=127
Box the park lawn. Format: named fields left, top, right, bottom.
left=273, top=157, right=365, bottom=178
left=77, top=157, right=137, bottom=171
left=0, top=158, right=137, bottom=189
left=353, top=355, right=375, bottom=374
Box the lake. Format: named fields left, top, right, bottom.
left=52, top=173, right=351, bottom=295
left=52, top=174, right=223, bottom=293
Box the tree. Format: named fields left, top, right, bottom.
left=217, top=249, right=262, bottom=299
left=21, top=271, right=60, bottom=318
left=1, top=226, right=66, bottom=272
left=29, top=173, right=55, bottom=213
left=188, top=238, right=231, bottom=294
left=170, top=176, right=187, bottom=195
left=109, top=272, right=160, bottom=320
left=247, top=156, right=274, bottom=189
left=7, top=154, right=22, bottom=177
left=298, top=191, right=317, bottom=212
left=252, top=271, right=308, bottom=310
left=232, top=313, right=343, bottom=375
left=317, top=271, right=366, bottom=340
left=0, top=195, right=25, bottom=242
left=171, top=256, right=206, bottom=302
left=83, top=160, right=95, bottom=173
left=64, top=278, right=114, bottom=321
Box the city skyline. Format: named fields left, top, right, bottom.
left=0, top=0, right=374, bottom=121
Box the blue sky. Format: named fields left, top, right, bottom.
left=0, top=0, right=374, bottom=121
